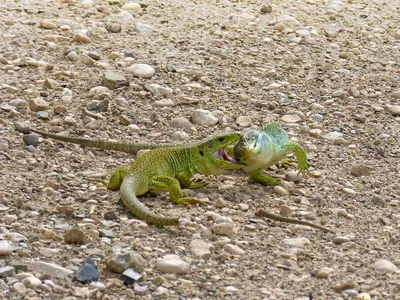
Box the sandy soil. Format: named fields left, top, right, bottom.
left=0, top=0, right=399, bottom=299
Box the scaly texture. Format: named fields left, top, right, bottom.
left=233, top=122, right=309, bottom=185
left=99, top=133, right=242, bottom=226
left=256, top=209, right=334, bottom=233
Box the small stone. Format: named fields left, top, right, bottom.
left=12, top=282, right=27, bottom=295
left=265, top=83, right=282, bottom=90
left=334, top=137, right=347, bottom=145
left=370, top=259, right=398, bottom=273
left=316, top=267, right=332, bottom=278
left=0, top=241, right=13, bottom=256
left=146, top=83, right=173, bottom=98
left=192, top=109, right=218, bottom=126
left=89, top=281, right=106, bottom=291
left=40, top=21, right=59, bottom=29
left=169, top=117, right=192, bottom=129
left=106, top=23, right=122, bottom=33
left=260, top=5, right=273, bottom=14
left=134, top=284, right=148, bottom=296
left=238, top=203, right=249, bottom=211
left=280, top=205, right=293, bottom=215
left=106, top=249, right=145, bottom=273
left=102, top=72, right=129, bottom=90
left=98, top=229, right=114, bottom=238
left=121, top=2, right=141, bottom=11
left=22, top=134, right=39, bottom=147
left=189, top=239, right=213, bottom=259
left=273, top=22, right=285, bottom=31
left=371, top=194, right=384, bottom=205
left=122, top=268, right=143, bottom=285
left=235, top=116, right=252, bottom=127
left=343, top=289, right=359, bottom=297
left=394, top=30, right=400, bottom=40
left=350, top=165, right=371, bottom=177
left=29, top=98, right=49, bottom=111
left=73, top=33, right=91, bottom=43
left=44, top=78, right=59, bottom=89
left=0, top=266, right=15, bottom=277
left=64, top=228, right=87, bottom=244
left=273, top=185, right=289, bottom=196
left=283, top=237, right=310, bottom=248
left=170, top=131, right=189, bottom=141
left=211, top=222, right=234, bottom=236
left=389, top=106, right=400, bottom=116
left=81, top=53, right=95, bottom=66
left=324, top=24, right=339, bottom=37
left=355, top=293, right=372, bottom=300
left=280, top=114, right=301, bottom=123
left=126, top=64, right=155, bottom=78
left=333, top=236, right=351, bottom=244
left=127, top=124, right=141, bottom=134
left=324, top=131, right=343, bottom=140
left=309, top=129, right=322, bottom=137
left=154, top=99, right=174, bottom=107
left=222, top=244, right=245, bottom=256
left=334, top=280, right=358, bottom=291
left=342, top=187, right=356, bottom=195
left=157, top=255, right=190, bottom=274
left=285, top=171, right=303, bottom=182
left=66, top=51, right=79, bottom=61
left=21, top=276, right=42, bottom=288
left=29, top=261, right=73, bottom=279
left=135, top=22, right=153, bottom=33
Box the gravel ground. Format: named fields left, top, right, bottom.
left=1, top=0, right=400, bottom=299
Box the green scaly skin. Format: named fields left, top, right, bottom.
left=233, top=122, right=309, bottom=186
left=93, top=133, right=242, bottom=226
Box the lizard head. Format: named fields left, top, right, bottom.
left=233, top=129, right=274, bottom=172
left=192, top=132, right=243, bottom=175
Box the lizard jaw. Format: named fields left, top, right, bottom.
left=212, top=148, right=242, bottom=165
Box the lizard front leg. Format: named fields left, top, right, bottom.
left=176, top=172, right=208, bottom=189
left=284, top=142, right=309, bottom=174
left=151, top=175, right=206, bottom=206
left=249, top=169, right=281, bottom=186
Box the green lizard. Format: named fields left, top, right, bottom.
left=233, top=122, right=309, bottom=186
left=88, top=132, right=242, bottom=226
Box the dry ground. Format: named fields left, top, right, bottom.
left=0, top=0, right=399, bottom=299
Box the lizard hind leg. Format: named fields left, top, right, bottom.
left=95, top=166, right=131, bottom=191
left=176, top=172, right=208, bottom=189
left=151, top=175, right=206, bottom=206
left=284, top=142, right=309, bottom=174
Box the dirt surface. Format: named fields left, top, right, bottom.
left=1, top=0, right=400, bottom=299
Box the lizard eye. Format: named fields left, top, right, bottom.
left=199, top=150, right=204, bottom=156
left=219, top=137, right=224, bottom=142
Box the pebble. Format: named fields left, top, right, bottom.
left=350, top=165, right=371, bottom=177
left=371, top=194, right=385, bottom=205
left=72, top=33, right=91, bottom=43
left=343, top=289, right=359, bottom=297
left=22, top=134, right=38, bottom=147
left=355, top=293, right=372, bottom=300
left=222, top=244, right=245, bottom=256
left=192, top=109, right=218, bottom=126
left=285, top=171, right=303, bottom=182
left=316, top=267, right=332, bottom=278
left=273, top=22, right=285, bottom=32
left=273, top=185, right=289, bottom=196
left=89, top=281, right=106, bottom=291
left=389, top=106, right=400, bottom=116
left=189, top=239, right=213, bottom=259
left=0, top=240, right=11, bottom=257
left=156, top=255, right=190, bottom=274
left=235, top=116, right=252, bottom=127
left=135, top=22, right=153, bottom=33
left=0, top=266, right=15, bottom=277
left=12, top=282, right=27, bottom=295
left=64, top=228, right=87, bottom=244
left=211, top=222, right=234, bottom=236
left=122, top=268, right=143, bottom=284
left=121, top=2, right=141, bottom=11
left=280, top=114, right=301, bottom=123
left=106, top=249, right=145, bottom=273
left=40, top=21, right=59, bottom=29
left=0, top=140, right=9, bottom=151
left=170, top=131, right=189, bottom=141
left=324, top=131, right=343, bottom=140
left=146, top=83, right=173, bottom=98
left=127, top=124, right=141, bottom=133
left=335, top=280, right=358, bottom=291
left=28, top=98, right=49, bottom=111
left=370, top=259, right=398, bottom=273
left=342, top=187, right=356, bottom=195
left=238, top=203, right=249, bottom=211
left=102, top=72, right=128, bottom=90
left=76, top=257, right=99, bottom=283
left=29, top=261, right=73, bottom=279
left=283, top=238, right=310, bottom=248
left=21, top=276, right=42, bottom=288
left=333, top=236, right=351, bottom=244
left=169, top=117, right=192, bottom=129
left=126, top=64, right=155, bottom=78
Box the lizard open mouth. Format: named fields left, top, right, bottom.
left=213, top=148, right=243, bottom=164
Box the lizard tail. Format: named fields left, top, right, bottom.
left=120, top=176, right=179, bottom=226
